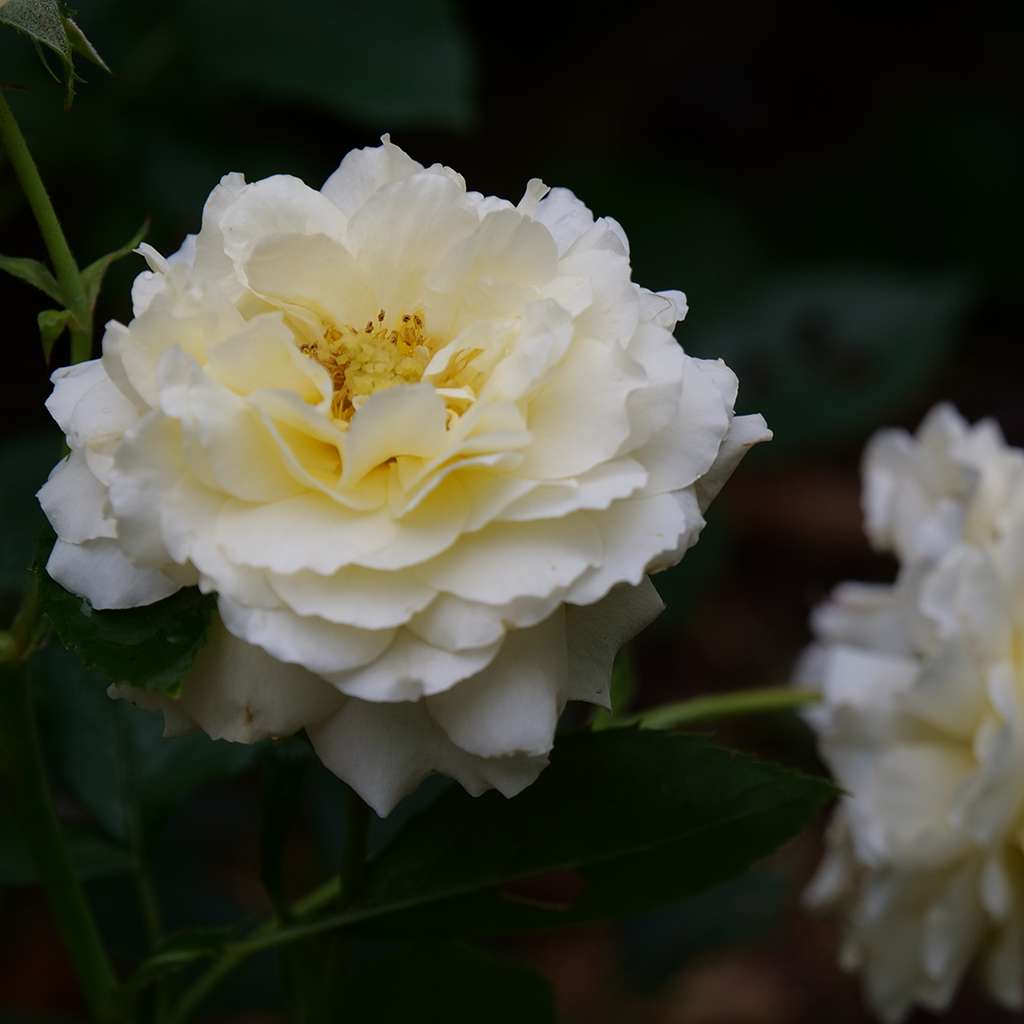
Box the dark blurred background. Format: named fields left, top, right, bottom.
left=2, top=1, right=1024, bottom=1021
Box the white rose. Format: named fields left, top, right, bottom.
left=800, top=405, right=1024, bottom=1020
left=862, top=403, right=1023, bottom=564
left=38, top=136, right=769, bottom=815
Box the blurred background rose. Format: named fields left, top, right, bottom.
left=1, top=1, right=1023, bottom=1021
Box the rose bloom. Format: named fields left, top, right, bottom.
left=39, top=137, right=769, bottom=815
left=799, top=405, right=1024, bottom=1020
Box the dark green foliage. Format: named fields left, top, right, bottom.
left=355, top=729, right=834, bottom=935
left=37, top=545, right=216, bottom=697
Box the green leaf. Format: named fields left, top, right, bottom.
left=62, top=16, right=110, bottom=73
left=182, top=0, right=476, bottom=129
left=0, top=0, right=69, bottom=62
left=37, top=307, right=71, bottom=362
left=81, top=221, right=148, bottom=312
left=354, top=729, right=834, bottom=935
left=339, top=942, right=556, bottom=1023
left=37, top=644, right=257, bottom=842
left=0, top=253, right=62, bottom=302
left=37, top=540, right=216, bottom=697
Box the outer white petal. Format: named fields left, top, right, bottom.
left=528, top=186, right=595, bottom=255
left=37, top=451, right=116, bottom=543
left=268, top=565, right=436, bottom=630
left=564, top=578, right=665, bottom=706
left=634, top=354, right=734, bottom=496
left=45, top=359, right=107, bottom=436
left=218, top=597, right=393, bottom=676
left=320, top=135, right=424, bottom=218
left=325, top=629, right=502, bottom=702
left=567, top=493, right=702, bottom=606
left=517, top=335, right=648, bottom=480
left=176, top=623, right=343, bottom=742
left=408, top=594, right=507, bottom=652
left=46, top=539, right=179, bottom=610
left=416, top=514, right=602, bottom=605
left=497, top=459, right=647, bottom=522
left=218, top=175, right=348, bottom=269
left=215, top=480, right=469, bottom=575
left=309, top=697, right=546, bottom=816
left=694, top=413, right=773, bottom=511
left=427, top=610, right=567, bottom=758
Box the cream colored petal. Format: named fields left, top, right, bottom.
left=215, top=479, right=468, bottom=574
left=46, top=538, right=179, bottom=610
left=219, top=175, right=348, bottom=269
left=320, top=135, right=423, bottom=219
left=425, top=208, right=558, bottom=324
left=245, top=232, right=372, bottom=327
left=325, top=629, right=501, bottom=702
left=427, top=610, right=566, bottom=758
left=633, top=354, right=734, bottom=496
left=156, top=348, right=305, bottom=503
left=45, top=359, right=106, bottom=435
left=564, top=578, right=664, bottom=707
left=341, top=384, right=448, bottom=486
left=309, top=697, right=546, bottom=816
left=344, top=171, right=478, bottom=313
left=517, top=335, right=648, bottom=480
left=37, top=451, right=116, bottom=543
left=529, top=186, right=595, bottom=255
left=177, top=622, right=343, bottom=742
left=205, top=313, right=329, bottom=403
left=694, top=412, right=772, bottom=511
left=482, top=299, right=574, bottom=402
left=417, top=514, right=602, bottom=605
left=408, top=593, right=507, bottom=652
left=218, top=597, right=393, bottom=676
left=567, top=493, right=703, bottom=606
left=497, top=459, right=647, bottom=522
left=268, top=565, right=436, bottom=630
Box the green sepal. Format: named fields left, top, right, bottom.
left=81, top=220, right=148, bottom=312
left=37, top=307, right=71, bottom=363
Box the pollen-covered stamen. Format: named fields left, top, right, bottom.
left=300, top=309, right=483, bottom=423
left=300, top=310, right=436, bottom=421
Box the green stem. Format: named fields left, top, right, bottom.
left=168, top=886, right=338, bottom=1024
left=603, top=686, right=820, bottom=732
left=0, top=90, right=92, bottom=361
left=0, top=663, right=118, bottom=1021
left=171, top=790, right=371, bottom=1023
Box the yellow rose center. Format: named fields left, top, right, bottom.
left=300, top=310, right=439, bottom=421
left=299, top=309, right=485, bottom=424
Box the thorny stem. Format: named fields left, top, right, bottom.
left=0, top=89, right=92, bottom=361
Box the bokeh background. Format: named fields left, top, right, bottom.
left=2, top=1, right=1024, bottom=1021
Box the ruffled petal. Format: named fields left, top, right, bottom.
left=218, top=597, right=393, bottom=675
left=46, top=538, right=179, bottom=610
left=564, top=578, right=664, bottom=706
left=417, top=514, right=602, bottom=605
left=325, top=628, right=501, bottom=702
left=176, top=623, right=343, bottom=742
left=320, top=135, right=423, bottom=219
left=427, top=609, right=567, bottom=758
left=309, top=697, right=546, bottom=816
left=37, top=450, right=116, bottom=543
